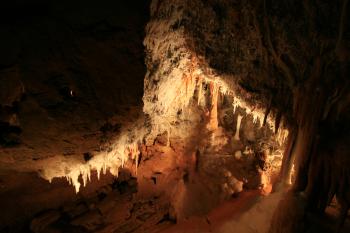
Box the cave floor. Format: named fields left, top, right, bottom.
left=1, top=168, right=349, bottom=233
left=158, top=189, right=263, bottom=233
left=0, top=174, right=253, bottom=232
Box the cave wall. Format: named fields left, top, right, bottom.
left=0, top=0, right=152, bottom=181
left=144, top=0, right=350, bottom=232
left=142, top=0, right=291, bottom=220
left=0, top=0, right=151, bottom=231
left=0, top=0, right=148, bottom=153
left=0, top=0, right=290, bottom=230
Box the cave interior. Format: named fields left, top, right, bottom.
left=0, top=0, right=349, bottom=233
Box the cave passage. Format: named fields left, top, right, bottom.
left=0, top=1, right=349, bottom=233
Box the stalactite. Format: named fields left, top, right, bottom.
left=197, top=77, right=203, bottom=106
left=207, top=82, right=219, bottom=131
left=231, top=92, right=280, bottom=133
left=40, top=70, right=290, bottom=193
left=276, top=128, right=289, bottom=146
left=274, top=111, right=282, bottom=134
left=37, top=121, right=146, bottom=193
left=262, top=96, right=272, bottom=126
left=233, top=96, right=239, bottom=113
left=39, top=57, right=289, bottom=194
left=234, top=114, right=243, bottom=141
left=97, top=168, right=101, bottom=180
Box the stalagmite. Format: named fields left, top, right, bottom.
left=233, top=97, right=240, bottom=113
left=231, top=93, right=279, bottom=132
left=234, top=114, right=243, bottom=141
left=234, top=150, right=242, bottom=159
left=97, top=168, right=101, bottom=180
